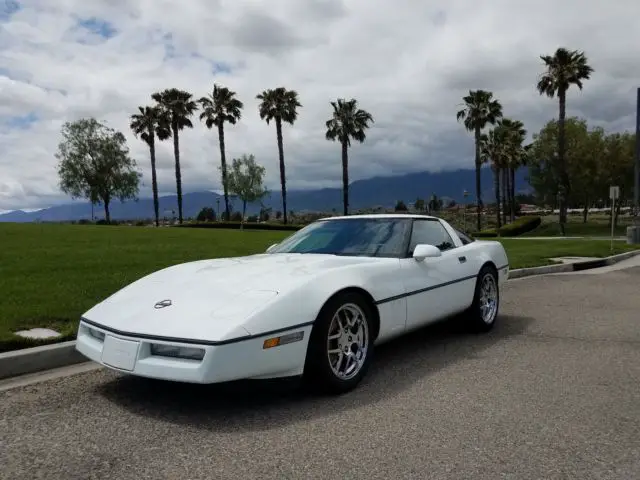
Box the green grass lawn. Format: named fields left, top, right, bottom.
left=1, top=222, right=639, bottom=352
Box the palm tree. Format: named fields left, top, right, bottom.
left=129, top=105, right=166, bottom=226
left=537, top=47, right=594, bottom=235
left=497, top=118, right=527, bottom=222
left=456, top=90, right=503, bottom=231
left=256, top=87, right=302, bottom=225
left=151, top=88, right=198, bottom=224
left=198, top=84, right=244, bottom=221
left=325, top=98, right=374, bottom=216
left=479, top=128, right=506, bottom=228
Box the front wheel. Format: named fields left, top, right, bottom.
left=304, top=292, right=375, bottom=394
left=467, top=265, right=500, bottom=332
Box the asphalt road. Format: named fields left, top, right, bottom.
left=2, top=267, right=640, bottom=480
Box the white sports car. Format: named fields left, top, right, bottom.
left=76, top=214, right=509, bottom=393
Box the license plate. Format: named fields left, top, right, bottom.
left=101, top=335, right=140, bottom=371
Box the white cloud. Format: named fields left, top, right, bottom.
left=1, top=0, right=640, bottom=210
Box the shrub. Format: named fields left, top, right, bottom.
left=471, top=215, right=541, bottom=238
left=177, top=221, right=303, bottom=231
left=497, top=215, right=541, bottom=237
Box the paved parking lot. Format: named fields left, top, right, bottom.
left=1, top=266, right=640, bottom=480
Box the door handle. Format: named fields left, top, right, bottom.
left=458, top=256, right=467, bottom=263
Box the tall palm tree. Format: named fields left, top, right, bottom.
left=537, top=47, right=594, bottom=235
left=198, top=84, right=244, bottom=221
left=479, top=128, right=506, bottom=228
left=256, top=87, right=302, bottom=225
left=129, top=105, right=166, bottom=226
left=151, top=88, right=198, bottom=224
left=456, top=90, right=503, bottom=231
left=325, top=98, right=374, bottom=216
left=497, top=118, right=527, bottom=222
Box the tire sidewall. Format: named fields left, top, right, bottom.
left=305, top=291, right=375, bottom=393
left=471, top=266, right=499, bottom=331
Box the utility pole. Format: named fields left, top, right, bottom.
left=628, top=87, right=640, bottom=243
left=635, top=87, right=639, bottom=221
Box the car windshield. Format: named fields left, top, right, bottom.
left=268, top=217, right=412, bottom=258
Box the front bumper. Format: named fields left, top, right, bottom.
left=76, top=320, right=312, bottom=383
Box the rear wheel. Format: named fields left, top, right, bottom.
left=467, top=265, right=500, bottom=332
left=304, top=291, right=375, bottom=394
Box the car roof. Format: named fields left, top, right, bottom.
left=318, top=213, right=441, bottom=221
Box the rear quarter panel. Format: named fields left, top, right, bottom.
left=467, top=240, right=510, bottom=285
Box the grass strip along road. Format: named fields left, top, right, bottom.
left=1, top=222, right=639, bottom=352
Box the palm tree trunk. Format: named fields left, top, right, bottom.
left=172, top=122, right=183, bottom=224
left=502, top=169, right=508, bottom=225
left=582, top=195, right=589, bottom=223
left=217, top=123, right=230, bottom=221
left=493, top=166, right=501, bottom=228
left=275, top=117, right=288, bottom=225
left=557, top=89, right=569, bottom=236
left=474, top=126, right=482, bottom=231
left=342, top=140, right=349, bottom=216
left=148, top=133, right=159, bottom=227
left=510, top=167, right=516, bottom=221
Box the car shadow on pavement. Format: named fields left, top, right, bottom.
left=97, top=314, right=534, bottom=433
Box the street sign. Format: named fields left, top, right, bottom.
left=610, top=186, right=620, bottom=200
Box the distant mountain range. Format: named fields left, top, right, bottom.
left=0, top=166, right=531, bottom=223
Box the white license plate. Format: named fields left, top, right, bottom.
left=101, top=335, right=140, bottom=371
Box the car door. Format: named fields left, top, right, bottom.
left=399, top=218, right=473, bottom=330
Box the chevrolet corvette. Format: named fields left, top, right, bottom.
left=76, top=214, right=509, bottom=393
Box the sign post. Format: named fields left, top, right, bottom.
left=610, top=186, right=619, bottom=252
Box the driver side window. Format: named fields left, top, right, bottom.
left=408, top=220, right=456, bottom=254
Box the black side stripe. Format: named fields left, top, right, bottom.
left=80, top=317, right=315, bottom=347
left=375, top=274, right=477, bottom=305
left=375, top=263, right=510, bottom=306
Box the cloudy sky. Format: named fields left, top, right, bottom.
left=1, top=0, right=639, bottom=212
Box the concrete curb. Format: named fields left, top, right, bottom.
left=1, top=248, right=639, bottom=381
left=508, top=249, right=640, bottom=279
left=0, top=340, right=89, bottom=381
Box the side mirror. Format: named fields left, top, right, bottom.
left=266, top=243, right=278, bottom=253
left=412, top=244, right=442, bottom=261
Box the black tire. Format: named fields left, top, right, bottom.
left=303, top=291, right=375, bottom=394
left=467, top=265, right=500, bottom=332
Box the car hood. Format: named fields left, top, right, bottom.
left=82, top=253, right=379, bottom=342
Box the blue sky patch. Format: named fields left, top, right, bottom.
left=4, top=112, right=38, bottom=129
left=77, top=17, right=117, bottom=39
left=0, top=0, right=20, bottom=21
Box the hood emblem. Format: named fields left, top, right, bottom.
left=154, top=299, right=172, bottom=309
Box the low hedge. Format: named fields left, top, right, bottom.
left=176, top=221, right=303, bottom=231
left=472, top=215, right=541, bottom=238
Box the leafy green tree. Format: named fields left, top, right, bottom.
left=224, top=154, right=269, bottom=228
left=151, top=88, right=198, bottom=224
left=196, top=207, right=216, bottom=222
left=198, top=84, right=244, bottom=221
left=130, top=105, right=165, bottom=226
left=537, top=47, right=594, bottom=235
left=55, top=118, right=141, bottom=224
left=456, top=90, right=503, bottom=230
left=325, top=98, right=374, bottom=216
left=395, top=200, right=407, bottom=211
left=414, top=197, right=425, bottom=212
left=256, top=87, right=302, bottom=225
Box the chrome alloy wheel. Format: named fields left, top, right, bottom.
left=326, top=303, right=369, bottom=380
left=479, top=273, right=498, bottom=324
